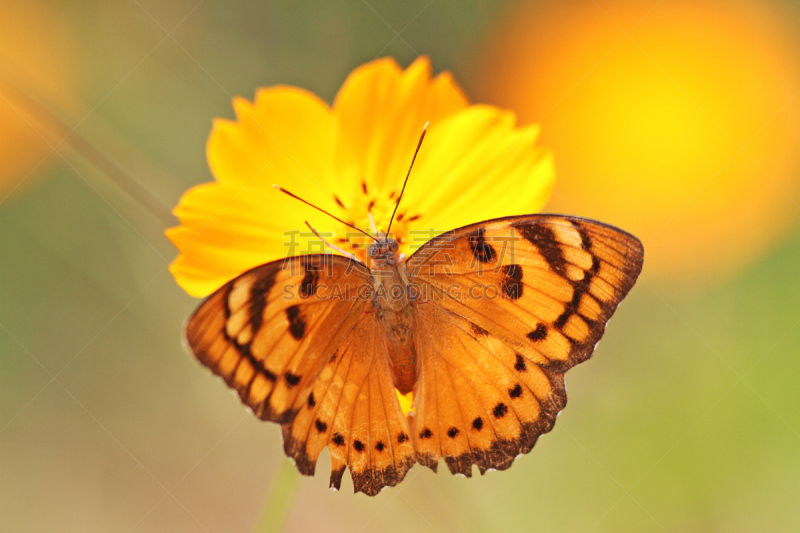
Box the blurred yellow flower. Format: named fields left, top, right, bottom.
left=479, top=0, right=800, bottom=287
left=167, top=56, right=553, bottom=297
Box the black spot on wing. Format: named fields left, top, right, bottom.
left=330, top=465, right=346, bottom=490
left=375, top=441, right=385, bottom=452
left=307, top=392, right=316, bottom=407
left=514, top=354, right=527, bottom=372
left=398, top=432, right=409, bottom=443
left=493, top=403, right=508, bottom=418
left=435, top=411, right=566, bottom=478
left=223, top=283, right=233, bottom=319
left=262, top=366, right=277, bottom=382
left=501, top=264, right=524, bottom=300
left=229, top=337, right=276, bottom=382
left=284, top=372, right=301, bottom=387
left=353, top=440, right=365, bottom=452
left=447, top=427, right=460, bottom=438
left=555, top=288, right=582, bottom=329
left=332, top=433, right=345, bottom=446
left=315, top=419, right=327, bottom=433
left=513, top=223, right=567, bottom=277
left=281, top=427, right=316, bottom=476
left=472, top=417, right=484, bottom=431
left=577, top=222, right=593, bottom=251
left=554, top=226, right=601, bottom=334
left=469, top=227, right=497, bottom=264
left=286, top=305, right=306, bottom=340
left=509, top=384, right=523, bottom=398
left=351, top=455, right=416, bottom=496
left=419, top=428, right=433, bottom=439
left=471, top=323, right=489, bottom=337
left=300, top=267, right=318, bottom=298
left=248, top=272, right=278, bottom=334
left=527, top=324, right=548, bottom=342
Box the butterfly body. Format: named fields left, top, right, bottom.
left=186, top=214, right=644, bottom=495
left=368, top=237, right=419, bottom=394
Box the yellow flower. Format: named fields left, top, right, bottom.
left=167, top=56, right=554, bottom=297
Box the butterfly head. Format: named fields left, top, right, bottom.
left=367, top=236, right=400, bottom=265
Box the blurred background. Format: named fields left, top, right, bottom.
left=2, top=0, right=800, bottom=531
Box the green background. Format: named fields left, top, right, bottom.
left=2, top=1, right=799, bottom=531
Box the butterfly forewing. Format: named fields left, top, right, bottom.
left=405, top=214, right=643, bottom=473
left=407, top=215, right=644, bottom=372
left=186, top=254, right=371, bottom=423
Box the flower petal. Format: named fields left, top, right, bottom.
left=207, top=86, right=338, bottom=207
left=168, top=183, right=279, bottom=296
left=403, top=105, right=554, bottom=234
left=332, top=56, right=469, bottom=197
left=170, top=87, right=356, bottom=297
left=167, top=181, right=337, bottom=297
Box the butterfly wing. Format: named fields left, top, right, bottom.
left=281, top=309, right=415, bottom=495
left=405, top=214, right=643, bottom=474
left=186, top=254, right=415, bottom=495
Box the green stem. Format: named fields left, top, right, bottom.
left=254, top=460, right=300, bottom=533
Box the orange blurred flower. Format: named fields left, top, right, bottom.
left=167, top=56, right=554, bottom=297
left=0, top=2, right=81, bottom=197
left=478, top=0, right=800, bottom=287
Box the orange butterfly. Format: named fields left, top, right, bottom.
left=185, top=129, right=644, bottom=496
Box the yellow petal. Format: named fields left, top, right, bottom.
left=167, top=181, right=341, bottom=297
left=332, top=56, right=469, bottom=197
left=167, top=183, right=278, bottom=296
left=402, top=105, right=554, bottom=237
left=207, top=86, right=338, bottom=208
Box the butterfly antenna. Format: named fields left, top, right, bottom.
left=386, top=121, right=428, bottom=236
left=273, top=185, right=379, bottom=242
left=304, top=221, right=360, bottom=262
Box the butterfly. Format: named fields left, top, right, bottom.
left=185, top=209, right=643, bottom=495
left=185, top=122, right=643, bottom=495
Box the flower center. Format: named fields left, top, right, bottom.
left=332, top=181, right=421, bottom=264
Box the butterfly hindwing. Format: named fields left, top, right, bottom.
left=186, top=254, right=372, bottom=423
left=405, top=214, right=643, bottom=473
left=280, top=311, right=416, bottom=495
left=411, top=302, right=567, bottom=475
